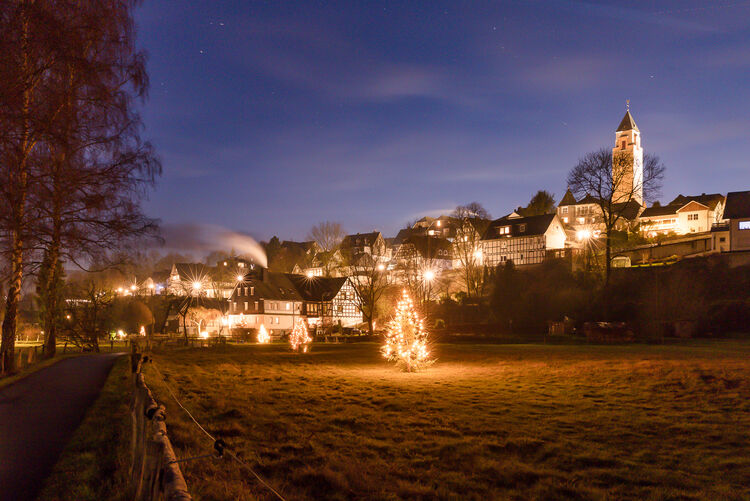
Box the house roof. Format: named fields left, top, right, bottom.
left=341, top=231, right=381, bottom=248
left=577, top=194, right=600, bottom=205
left=403, top=235, right=453, bottom=259
left=668, top=193, right=725, bottom=211
left=285, top=274, right=347, bottom=301
left=640, top=204, right=680, bottom=218
left=393, top=228, right=417, bottom=245
left=616, top=110, right=639, bottom=132
left=559, top=189, right=577, bottom=206
left=612, top=200, right=643, bottom=220
left=281, top=240, right=317, bottom=253
left=676, top=200, right=710, bottom=213
left=724, top=191, right=750, bottom=219
left=233, top=271, right=302, bottom=301
left=482, top=213, right=557, bottom=240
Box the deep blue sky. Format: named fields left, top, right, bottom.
left=135, top=1, right=750, bottom=242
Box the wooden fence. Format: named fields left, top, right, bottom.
left=131, top=354, right=192, bottom=501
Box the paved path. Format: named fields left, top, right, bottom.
left=0, top=354, right=121, bottom=501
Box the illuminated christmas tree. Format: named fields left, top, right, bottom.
left=257, top=324, right=270, bottom=344
left=382, top=289, right=431, bottom=372
left=289, top=318, right=312, bottom=352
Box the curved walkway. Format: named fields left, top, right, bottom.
left=0, top=354, right=120, bottom=501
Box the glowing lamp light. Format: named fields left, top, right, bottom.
left=306, top=270, right=314, bottom=278
left=65, top=314, right=71, bottom=320
left=117, top=329, right=125, bottom=338
left=192, top=281, right=202, bottom=291
left=130, top=285, right=137, bottom=291
left=139, top=326, right=146, bottom=336
left=199, top=331, right=209, bottom=339
left=257, top=324, right=270, bottom=344
left=236, top=274, right=244, bottom=282
left=423, top=270, right=435, bottom=282
left=377, top=264, right=385, bottom=271
left=473, top=249, right=483, bottom=259
left=576, top=229, right=592, bottom=241
left=148, top=283, right=155, bottom=289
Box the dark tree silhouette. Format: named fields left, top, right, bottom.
left=523, top=190, right=556, bottom=216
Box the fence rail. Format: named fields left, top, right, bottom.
left=130, top=354, right=192, bottom=501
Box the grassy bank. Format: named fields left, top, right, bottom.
left=145, top=342, right=750, bottom=500
left=37, top=356, right=132, bottom=501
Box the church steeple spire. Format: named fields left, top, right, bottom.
left=616, top=109, right=639, bottom=132
left=612, top=104, right=644, bottom=205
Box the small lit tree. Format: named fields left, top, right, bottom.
left=382, top=290, right=431, bottom=372
left=257, top=324, right=270, bottom=344
left=289, top=318, right=311, bottom=352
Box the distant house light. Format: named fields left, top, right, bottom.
left=740, top=221, right=750, bottom=230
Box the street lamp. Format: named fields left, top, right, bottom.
left=576, top=230, right=593, bottom=272
left=236, top=274, right=244, bottom=282
left=377, top=263, right=385, bottom=271
left=423, top=269, right=435, bottom=282
left=576, top=229, right=591, bottom=241
left=192, top=281, right=202, bottom=292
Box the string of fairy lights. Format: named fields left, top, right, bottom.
left=381, top=289, right=431, bottom=372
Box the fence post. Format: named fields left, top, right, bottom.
left=130, top=363, right=192, bottom=500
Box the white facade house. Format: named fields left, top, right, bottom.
left=481, top=213, right=567, bottom=267
left=639, top=194, right=725, bottom=238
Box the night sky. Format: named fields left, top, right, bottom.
left=135, top=1, right=750, bottom=242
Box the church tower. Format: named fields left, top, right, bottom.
left=612, top=103, right=644, bottom=205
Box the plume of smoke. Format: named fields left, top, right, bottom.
left=160, top=223, right=267, bottom=268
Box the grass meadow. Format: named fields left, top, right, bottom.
left=144, top=342, right=750, bottom=500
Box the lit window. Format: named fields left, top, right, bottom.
left=254, top=301, right=258, bottom=310
left=688, top=213, right=699, bottom=221
left=740, top=221, right=750, bottom=230
left=286, top=302, right=290, bottom=310
left=244, top=302, right=248, bottom=311
left=518, top=224, right=526, bottom=233
left=275, top=317, right=279, bottom=324
left=563, top=217, right=569, bottom=223
left=562, top=207, right=568, bottom=214
left=497, top=226, right=510, bottom=235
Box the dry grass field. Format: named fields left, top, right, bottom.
left=144, top=341, right=750, bottom=500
